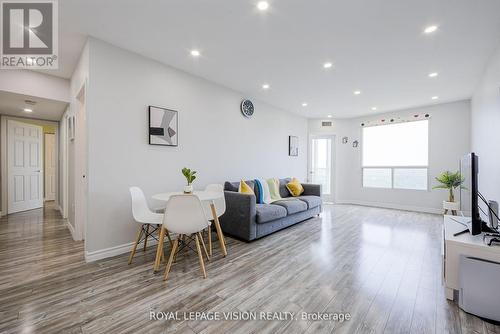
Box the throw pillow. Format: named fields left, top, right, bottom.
left=255, top=179, right=272, bottom=204
left=238, top=180, right=254, bottom=195
left=286, top=178, right=304, bottom=197
left=267, top=178, right=282, bottom=201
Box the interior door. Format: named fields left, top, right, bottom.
left=44, top=133, right=56, bottom=201
left=309, top=135, right=334, bottom=202
left=7, top=120, right=44, bottom=214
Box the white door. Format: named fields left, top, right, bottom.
left=44, top=133, right=56, bottom=201
left=7, top=120, right=44, bottom=214
left=309, top=135, right=334, bottom=202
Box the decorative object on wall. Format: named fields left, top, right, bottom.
left=289, top=136, right=299, bottom=156
left=149, top=106, right=178, bottom=146
left=68, top=115, right=75, bottom=141
left=240, top=99, right=254, bottom=118
left=352, top=140, right=359, bottom=148
left=181, top=167, right=197, bottom=194
left=342, top=137, right=348, bottom=144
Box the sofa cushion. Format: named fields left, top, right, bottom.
left=273, top=199, right=308, bottom=215
left=255, top=204, right=287, bottom=224
left=297, top=195, right=322, bottom=209
left=225, top=180, right=256, bottom=193
left=279, top=178, right=292, bottom=198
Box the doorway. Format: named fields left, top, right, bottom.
left=2, top=117, right=59, bottom=214
left=309, top=135, right=335, bottom=203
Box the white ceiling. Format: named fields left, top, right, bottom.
left=53, top=0, right=500, bottom=118
left=0, top=91, right=68, bottom=121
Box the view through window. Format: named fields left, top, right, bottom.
left=362, top=120, right=429, bottom=190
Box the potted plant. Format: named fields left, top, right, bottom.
left=181, top=167, right=197, bottom=194
left=433, top=170, right=465, bottom=213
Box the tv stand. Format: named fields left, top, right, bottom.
left=443, top=215, right=500, bottom=300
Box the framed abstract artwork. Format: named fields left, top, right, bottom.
left=289, top=136, right=299, bottom=156
left=148, top=106, right=178, bottom=146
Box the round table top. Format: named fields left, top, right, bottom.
left=152, top=190, right=223, bottom=202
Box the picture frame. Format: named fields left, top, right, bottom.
left=148, top=105, right=178, bottom=146
left=289, top=136, right=299, bottom=156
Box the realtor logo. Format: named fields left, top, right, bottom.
left=1, top=0, right=58, bottom=69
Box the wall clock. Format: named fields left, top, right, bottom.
left=240, top=99, right=254, bottom=118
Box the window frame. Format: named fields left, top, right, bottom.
left=361, top=119, right=430, bottom=191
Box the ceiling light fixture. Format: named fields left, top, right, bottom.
left=431, top=96, right=439, bottom=100
left=428, top=72, right=438, bottom=78
left=302, top=102, right=308, bottom=107
left=23, top=108, right=33, bottom=113
left=371, top=107, right=377, bottom=111
left=323, top=62, right=333, bottom=69
left=327, top=115, right=332, bottom=118
left=257, top=1, right=269, bottom=11
left=353, top=90, right=361, bottom=95
left=262, top=83, right=270, bottom=89
left=190, top=50, right=200, bottom=57
left=424, top=25, right=438, bottom=34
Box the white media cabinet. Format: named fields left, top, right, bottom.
left=443, top=215, right=500, bottom=300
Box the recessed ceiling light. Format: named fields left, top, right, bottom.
left=353, top=90, right=361, bottom=95
left=190, top=50, right=200, bottom=57
left=431, top=96, right=439, bottom=100
left=424, top=25, right=438, bottom=34
left=262, top=83, right=270, bottom=89
left=23, top=108, right=33, bottom=113
left=327, top=115, right=332, bottom=118
left=323, top=62, right=333, bottom=69
left=428, top=72, right=438, bottom=78
left=257, top=1, right=269, bottom=11
left=371, top=107, right=377, bottom=111
left=302, top=102, right=308, bottom=107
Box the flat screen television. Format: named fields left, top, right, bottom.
left=460, top=152, right=482, bottom=235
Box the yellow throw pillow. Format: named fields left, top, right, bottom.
left=238, top=180, right=254, bottom=195
left=286, top=178, right=304, bottom=197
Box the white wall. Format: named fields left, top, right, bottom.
left=471, top=41, right=500, bottom=209
left=309, top=100, right=471, bottom=213
left=0, top=70, right=70, bottom=103
left=83, top=38, right=308, bottom=257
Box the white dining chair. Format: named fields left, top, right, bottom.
left=161, top=195, right=211, bottom=282
left=128, top=187, right=172, bottom=265
left=203, top=184, right=226, bottom=256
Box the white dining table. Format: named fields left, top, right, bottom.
left=151, top=190, right=227, bottom=271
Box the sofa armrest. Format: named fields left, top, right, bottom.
left=302, top=183, right=321, bottom=197
left=219, top=191, right=257, bottom=241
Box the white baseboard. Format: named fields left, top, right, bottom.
left=85, top=239, right=159, bottom=263
left=336, top=199, right=442, bottom=214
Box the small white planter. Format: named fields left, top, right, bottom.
left=443, top=201, right=460, bottom=212
left=184, top=185, right=193, bottom=194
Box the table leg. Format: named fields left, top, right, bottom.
left=210, top=203, right=227, bottom=257
left=208, top=225, right=212, bottom=257
left=154, top=227, right=165, bottom=271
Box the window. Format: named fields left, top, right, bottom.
left=362, top=120, right=429, bottom=190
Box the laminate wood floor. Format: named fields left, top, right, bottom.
left=1, top=203, right=499, bottom=334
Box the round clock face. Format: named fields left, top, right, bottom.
left=241, top=99, right=254, bottom=118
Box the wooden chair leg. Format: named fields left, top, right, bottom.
left=165, top=228, right=173, bottom=247
left=143, top=225, right=150, bottom=252
left=210, top=204, right=227, bottom=257
left=154, top=227, right=166, bottom=271
left=208, top=225, right=212, bottom=257
left=128, top=225, right=144, bottom=265
left=195, top=234, right=207, bottom=279
left=163, top=237, right=180, bottom=282
left=198, top=232, right=210, bottom=261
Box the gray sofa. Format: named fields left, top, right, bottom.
left=219, top=178, right=322, bottom=241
